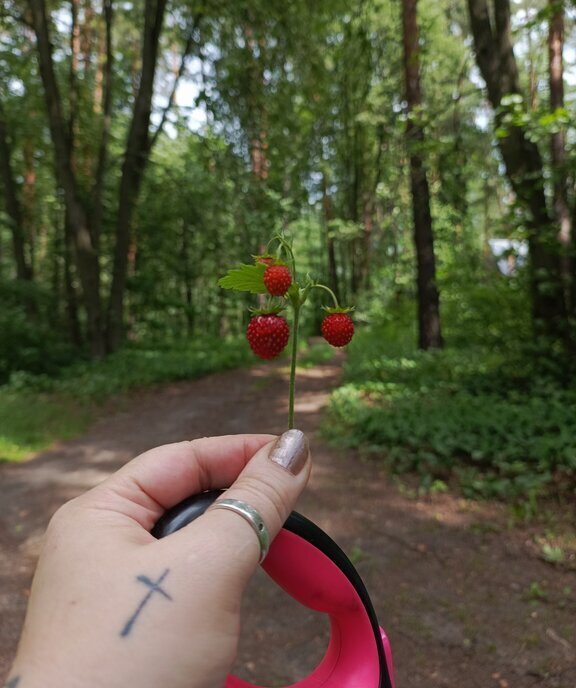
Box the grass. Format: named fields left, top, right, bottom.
left=0, top=392, right=92, bottom=462
left=0, top=336, right=251, bottom=463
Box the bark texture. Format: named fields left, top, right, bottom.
left=547, top=0, right=572, bottom=312
left=0, top=100, right=32, bottom=282
left=29, top=0, right=105, bottom=356
left=467, top=0, right=567, bottom=339
left=322, top=173, right=340, bottom=302
left=106, top=0, right=168, bottom=352
left=402, top=0, right=443, bottom=350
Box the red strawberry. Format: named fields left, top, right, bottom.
left=264, top=264, right=292, bottom=297
left=321, top=313, right=354, bottom=347
left=246, top=315, right=290, bottom=359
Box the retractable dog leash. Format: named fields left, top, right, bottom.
left=152, top=490, right=396, bottom=688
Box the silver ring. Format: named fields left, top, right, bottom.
left=208, top=498, right=270, bottom=563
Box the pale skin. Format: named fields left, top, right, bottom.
left=7, top=434, right=311, bottom=688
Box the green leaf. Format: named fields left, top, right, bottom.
left=218, top=263, right=267, bottom=294
left=501, top=93, right=523, bottom=107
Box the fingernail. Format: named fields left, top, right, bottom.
left=269, top=429, right=309, bottom=475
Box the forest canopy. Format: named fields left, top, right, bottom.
left=1, top=0, right=574, bottom=364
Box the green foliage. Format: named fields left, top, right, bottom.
left=540, top=543, right=566, bottom=565
left=297, top=340, right=336, bottom=368
left=326, top=299, right=576, bottom=508
left=6, top=337, right=251, bottom=401
left=0, top=281, right=78, bottom=384
left=524, top=582, right=546, bottom=602
left=0, top=337, right=251, bottom=461
left=436, top=248, right=532, bottom=351
left=348, top=544, right=365, bottom=564
left=497, top=95, right=573, bottom=145
left=218, top=263, right=267, bottom=293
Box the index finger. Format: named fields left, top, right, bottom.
left=84, top=434, right=276, bottom=529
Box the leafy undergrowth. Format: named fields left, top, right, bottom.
left=326, top=324, right=576, bottom=514
left=0, top=337, right=251, bottom=462
left=297, top=339, right=336, bottom=368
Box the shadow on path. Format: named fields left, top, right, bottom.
left=1, top=358, right=575, bottom=687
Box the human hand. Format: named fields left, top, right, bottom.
left=8, top=431, right=311, bottom=688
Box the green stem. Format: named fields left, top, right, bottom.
left=312, top=283, right=340, bottom=309
left=288, top=301, right=300, bottom=429
left=276, top=234, right=296, bottom=276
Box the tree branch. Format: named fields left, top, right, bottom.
left=466, top=0, right=500, bottom=103
left=28, top=0, right=74, bottom=178
left=492, top=0, right=521, bottom=96
left=148, top=12, right=203, bottom=152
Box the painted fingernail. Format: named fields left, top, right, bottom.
left=269, top=429, right=309, bottom=475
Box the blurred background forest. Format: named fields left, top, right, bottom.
left=1, top=0, right=576, bottom=514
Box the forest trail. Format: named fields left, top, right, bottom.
left=0, top=357, right=574, bottom=688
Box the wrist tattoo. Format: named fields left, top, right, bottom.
left=120, top=568, right=172, bottom=638
left=5, top=677, right=21, bottom=688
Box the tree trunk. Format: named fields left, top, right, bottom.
left=28, top=0, right=105, bottom=356
left=181, top=220, right=194, bottom=336
left=548, top=0, right=572, bottom=312
left=401, top=0, right=443, bottom=350
left=69, top=0, right=80, bottom=146
left=64, top=207, right=83, bottom=346
left=243, top=23, right=268, bottom=183
left=148, top=14, right=201, bottom=152
left=349, top=124, right=363, bottom=295
left=360, top=123, right=386, bottom=293
left=0, top=100, right=33, bottom=283
left=106, top=0, right=168, bottom=352
left=22, top=141, right=37, bottom=274
left=467, top=0, right=567, bottom=341
left=91, top=0, right=113, bottom=250
left=321, top=173, right=340, bottom=302
left=80, top=0, right=94, bottom=72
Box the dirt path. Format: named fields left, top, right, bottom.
left=1, top=358, right=575, bottom=687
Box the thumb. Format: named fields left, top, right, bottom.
left=164, top=429, right=311, bottom=580
left=213, top=428, right=311, bottom=547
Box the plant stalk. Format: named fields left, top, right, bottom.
left=288, top=302, right=300, bottom=429
left=312, top=283, right=340, bottom=308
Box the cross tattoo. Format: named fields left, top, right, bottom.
left=120, top=568, right=173, bottom=637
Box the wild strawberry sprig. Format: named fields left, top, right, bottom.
left=219, top=234, right=354, bottom=429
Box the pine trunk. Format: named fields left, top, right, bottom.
left=467, top=0, right=567, bottom=341
left=0, top=101, right=32, bottom=283
left=106, top=0, right=167, bottom=352
left=29, top=0, right=105, bottom=357
left=548, top=0, right=572, bottom=313
left=401, top=0, right=443, bottom=350
left=322, top=174, right=340, bottom=302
